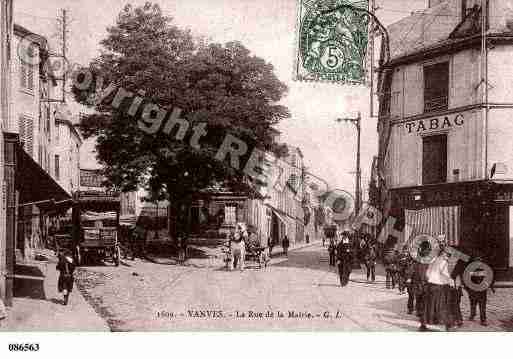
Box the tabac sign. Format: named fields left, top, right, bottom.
left=404, top=113, right=465, bottom=134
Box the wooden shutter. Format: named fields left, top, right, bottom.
left=25, top=117, right=34, bottom=156
left=55, top=155, right=60, bottom=180
left=424, top=62, right=449, bottom=112
left=20, top=61, right=26, bottom=88
left=27, top=64, right=34, bottom=91
left=422, top=134, right=447, bottom=184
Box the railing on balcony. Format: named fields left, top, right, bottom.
left=424, top=95, right=448, bottom=113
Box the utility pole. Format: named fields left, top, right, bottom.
left=336, top=112, right=362, bottom=221
left=369, top=0, right=376, bottom=117
left=61, top=9, right=68, bottom=103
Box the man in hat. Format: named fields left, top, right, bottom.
left=336, top=232, right=353, bottom=287
left=407, top=241, right=430, bottom=319
left=464, top=256, right=495, bottom=326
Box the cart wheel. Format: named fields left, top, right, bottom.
left=114, top=246, right=120, bottom=266
left=75, top=246, right=82, bottom=266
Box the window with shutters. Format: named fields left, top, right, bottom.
left=19, top=58, right=35, bottom=93
left=424, top=62, right=449, bottom=113
left=422, top=134, right=447, bottom=185
left=46, top=105, right=51, bottom=135
left=55, top=155, right=60, bottom=180
left=18, top=116, right=34, bottom=156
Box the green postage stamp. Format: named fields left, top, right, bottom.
left=294, top=0, right=369, bottom=84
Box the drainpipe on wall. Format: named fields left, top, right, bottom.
left=482, top=0, right=489, bottom=180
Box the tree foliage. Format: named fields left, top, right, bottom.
left=74, top=2, right=290, bottom=207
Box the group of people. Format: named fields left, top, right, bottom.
left=328, top=231, right=378, bottom=284
left=386, top=237, right=495, bottom=331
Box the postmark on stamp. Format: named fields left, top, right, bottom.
left=294, top=0, right=369, bottom=84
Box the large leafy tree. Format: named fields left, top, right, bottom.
left=74, top=2, right=290, bottom=235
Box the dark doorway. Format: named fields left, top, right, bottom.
left=461, top=204, right=509, bottom=269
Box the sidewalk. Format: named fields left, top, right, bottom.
left=1, top=251, right=109, bottom=331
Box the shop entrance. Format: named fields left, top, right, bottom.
left=461, top=204, right=509, bottom=269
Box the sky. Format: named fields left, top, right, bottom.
left=14, top=0, right=427, bottom=197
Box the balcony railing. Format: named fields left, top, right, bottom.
left=424, top=95, right=448, bottom=113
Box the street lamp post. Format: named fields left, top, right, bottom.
left=336, top=112, right=362, bottom=220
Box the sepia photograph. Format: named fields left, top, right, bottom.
left=0, top=0, right=512, bottom=348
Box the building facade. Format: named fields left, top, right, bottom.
left=53, top=108, right=82, bottom=195
left=0, top=0, right=13, bottom=305
left=377, top=0, right=513, bottom=276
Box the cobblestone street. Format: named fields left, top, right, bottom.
left=75, top=244, right=513, bottom=331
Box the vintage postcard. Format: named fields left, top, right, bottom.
left=1, top=0, right=513, bottom=341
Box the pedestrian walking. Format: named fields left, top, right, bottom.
left=364, top=243, right=377, bottom=282
left=282, top=235, right=290, bottom=257
left=56, top=250, right=76, bottom=305
left=450, top=256, right=467, bottom=327
left=306, top=234, right=310, bottom=244
left=336, top=233, right=352, bottom=287
left=383, top=246, right=398, bottom=289
left=406, top=261, right=429, bottom=318
left=421, top=243, right=454, bottom=331
left=230, top=225, right=246, bottom=271
left=268, top=236, right=274, bottom=258
left=328, top=238, right=336, bottom=266
left=177, top=235, right=187, bottom=263
left=397, top=246, right=411, bottom=294
left=464, top=256, right=495, bottom=326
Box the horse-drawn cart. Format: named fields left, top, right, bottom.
left=71, top=190, right=121, bottom=266
left=244, top=244, right=268, bottom=269
left=78, top=227, right=120, bottom=266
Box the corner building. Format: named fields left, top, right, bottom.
left=377, top=0, right=513, bottom=278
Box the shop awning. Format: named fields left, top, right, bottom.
left=18, top=148, right=71, bottom=207
left=404, top=206, right=460, bottom=246
left=268, top=205, right=287, bottom=226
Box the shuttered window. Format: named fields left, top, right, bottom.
left=424, top=62, right=449, bottom=113
left=55, top=155, right=60, bottom=180
left=18, top=116, right=34, bottom=156
left=20, top=59, right=35, bottom=92
left=422, top=134, right=447, bottom=185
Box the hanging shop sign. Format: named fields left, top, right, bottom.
left=404, top=113, right=465, bottom=134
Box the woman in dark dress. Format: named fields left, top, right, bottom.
left=421, top=245, right=454, bottom=331
left=282, top=235, right=290, bottom=256
left=57, top=251, right=76, bottom=305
